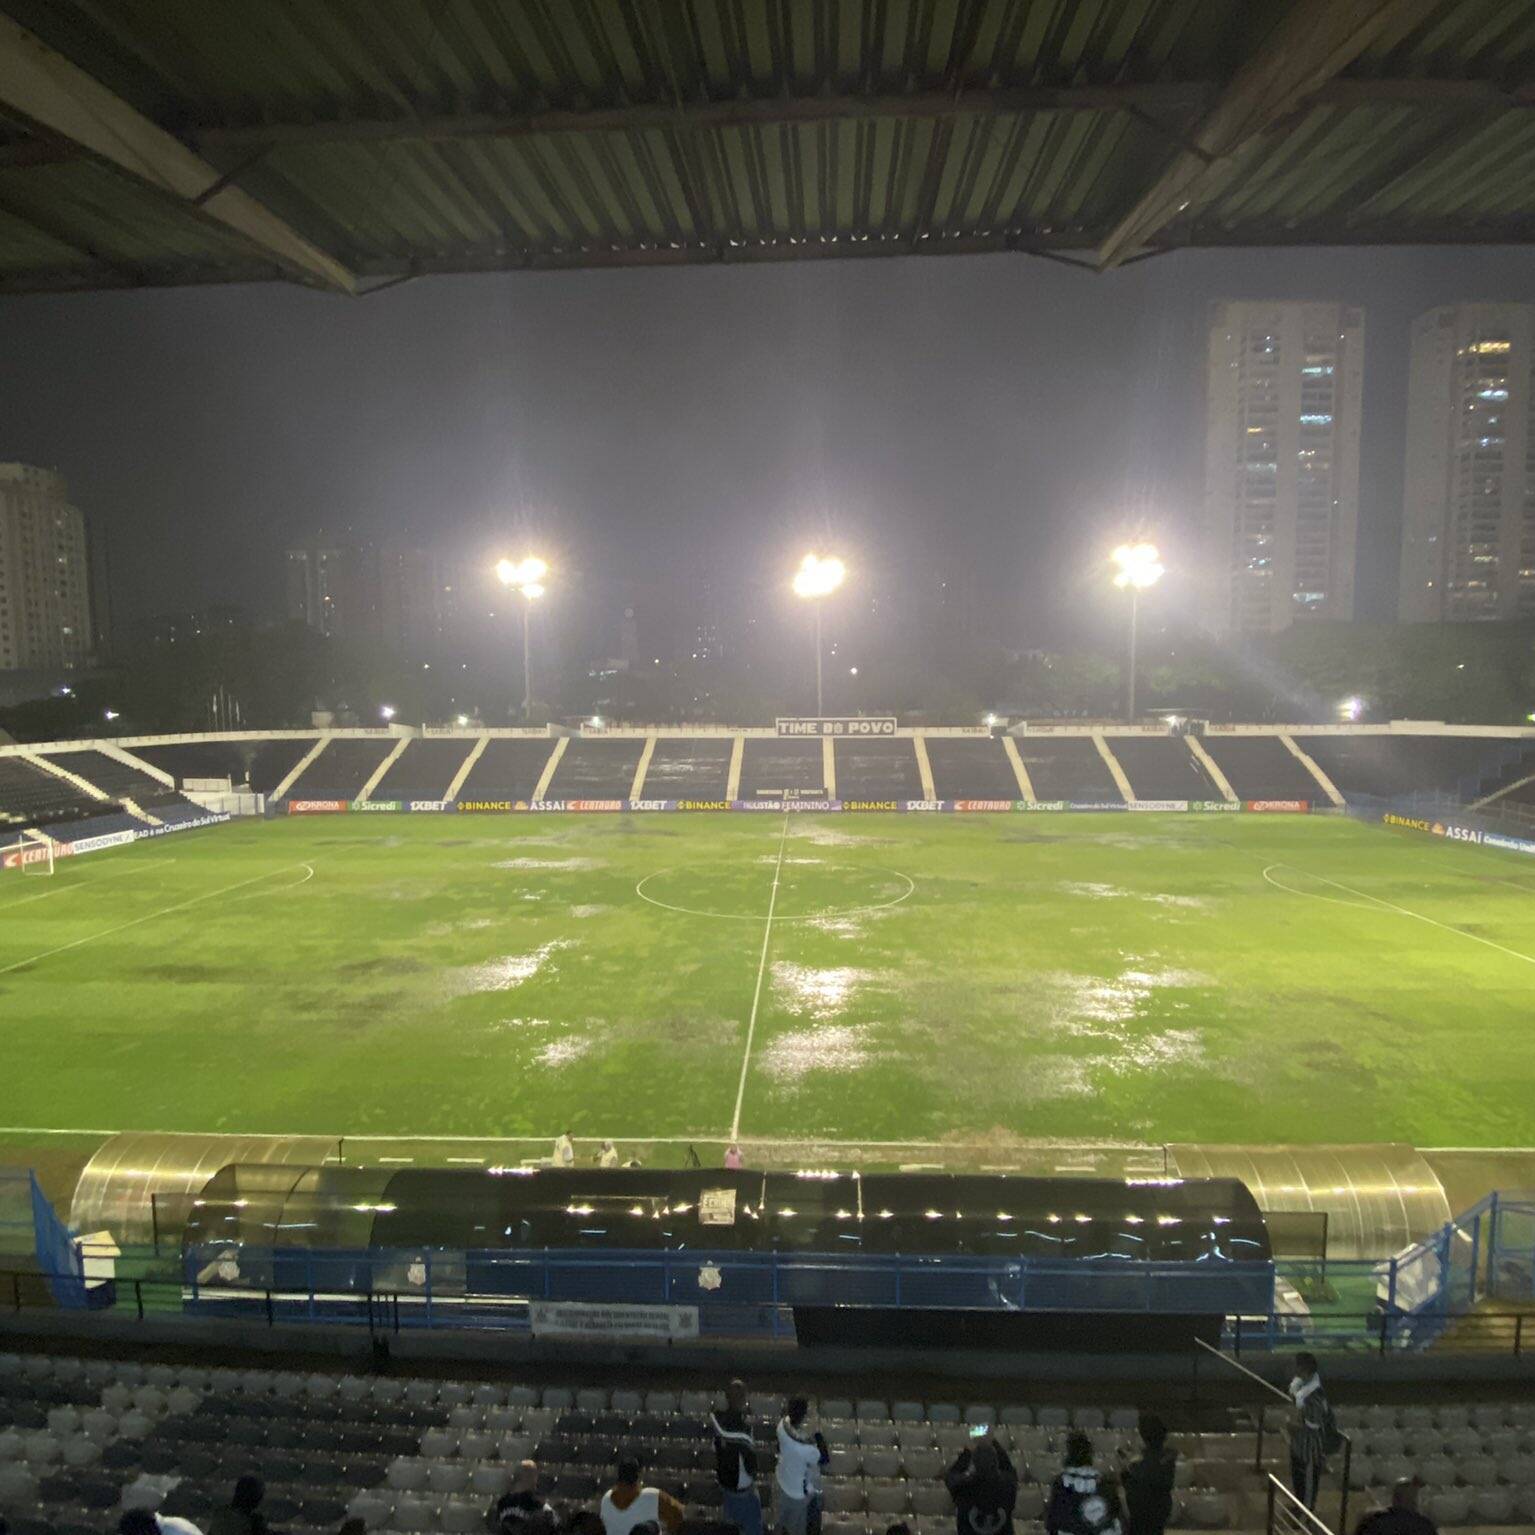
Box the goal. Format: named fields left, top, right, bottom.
left=6, top=831, right=55, bottom=877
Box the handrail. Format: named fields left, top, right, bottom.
left=1267, top=1474, right=1337, bottom=1535
left=1196, top=1338, right=1353, bottom=1534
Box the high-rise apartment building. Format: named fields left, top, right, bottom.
left=1202, top=301, right=1364, bottom=635
left=1399, top=304, right=1535, bottom=623
left=286, top=538, right=465, bottom=656
left=0, top=463, right=94, bottom=671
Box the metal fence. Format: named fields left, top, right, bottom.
left=0, top=1168, right=86, bottom=1307
left=1267, top=1475, right=1339, bottom=1535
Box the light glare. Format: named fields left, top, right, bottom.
left=495, top=556, right=549, bottom=599
left=1111, top=542, right=1164, bottom=591
left=793, top=552, right=846, bottom=599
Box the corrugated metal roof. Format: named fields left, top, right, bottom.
left=0, top=0, right=1531, bottom=294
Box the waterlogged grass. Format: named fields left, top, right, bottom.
left=2, top=812, right=1533, bottom=1147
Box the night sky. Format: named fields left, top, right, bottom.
left=3, top=243, right=1534, bottom=650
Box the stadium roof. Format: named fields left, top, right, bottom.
left=0, top=0, right=1533, bottom=297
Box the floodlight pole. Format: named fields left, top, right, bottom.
left=522, top=598, right=534, bottom=720
left=814, top=604, right=824, bottom=716
left=1126, top=587, right=1139, bottom=722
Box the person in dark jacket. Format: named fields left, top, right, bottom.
left=487, top=1460, right=557, bottom=1535
left=207, top=1476, right=268, bottom=1535
left=1287, top=1352, right=1333, bottom=1511
left=1045, top=1433, right=1124, bottom=1535
left=710, top=1378, right=763, bottom=1535
left=1354, top=1479, right=1436, bottom=1535
left=944, top=1435, right=1020, bottom=1535
left=1120, top=1415, right=1177, bottom=1535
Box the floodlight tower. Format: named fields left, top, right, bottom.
left=792, top=552, right=846, bottom=715
left=495, top=556, right=549, bottom=719
left=1111, top=542, right=1164, bottom=721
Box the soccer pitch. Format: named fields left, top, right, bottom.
left=2, top=812, right=1533, bottom=1151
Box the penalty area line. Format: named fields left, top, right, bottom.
left=1268, top=862, right=1535, bottom=969
left=0, top=862, right=315, bottom=978
left=729, top=813, right=791, bottom=1144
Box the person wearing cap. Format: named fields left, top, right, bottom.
left=1354, top=1480, right=1436, bottom=1535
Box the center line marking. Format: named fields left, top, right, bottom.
left=729, top=813, right=791, bottom=1142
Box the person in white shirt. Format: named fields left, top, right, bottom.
left=600, top=1456, right=683, bottom=1535
left=553, top=1131, right=575, bottom=1167
left=121, top=1511, right=204, bottom=1535
left=775, top=1398, right=829, bottom=1535
left=599, top=1140, right=620, bottom=1168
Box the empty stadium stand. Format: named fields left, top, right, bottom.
left=922, top=737, right=1020, bottom=800
left=130, top=740, right=248, bottom=786
left=1014, top=737, right=1121, bottom=803
left=0, top=756, right=103, bottom=831
left=46, top=750, right=169, bottom=806
left=1297, top=733, right=1525, bottom=802
left=544, top=739, right=644, bottom=800
left=1108, top=737, right=1221, bottom=802
left=641, top=738, right=733, bottom=800
left=739, top=739, right=827, bottom=798
left=281, top=739, right=396, bottom=802
left=452, top=739, right=556, bottom=803
left=368, top=740, right=474, bottom=803
left=247, top=740, right=315, bottom=797
left=835, top=739, right=923, bottom=800
left=1199, top=737, right=1319, bottom=801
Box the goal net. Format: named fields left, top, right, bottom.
left=6, top=830, right=55, bottom=877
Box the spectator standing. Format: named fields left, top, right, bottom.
left=725, top=1145, right=743, bottom=1170
left=553, top=1132, right=575, bottom=1167
left=1287, top=1352, right=1336, bottom=1511
left=775, top=1398, right=830, bottom=1535
left=489, top=1460, right=557, bottom=1535
left=709, top=1379, right=763, bottom=1535
left=944, top=1434, right=1019, bottom=1535
left=599, top=1140, right=621, bottom=1168
left=1120, top=1415, right=1177, bottom=1535
left=208, top=1476, right=269, bottom=1535
left=1355, top=1480, right=1435, bottom=1535
left=1045, top=1433, right=1124, bottom=1535
left=600, top=1456, right=684, bottom=1535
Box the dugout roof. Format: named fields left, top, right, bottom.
left=0, top=0, right=1533, bottom=297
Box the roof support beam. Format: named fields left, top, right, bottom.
left=1094, top=0, right=1448, bottom=270
left=190, top=82, right=1211, bottom=153
left=0, top=10, right=354, bottom=292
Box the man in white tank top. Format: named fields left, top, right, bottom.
left=600, top=1455, right=684, bottom=1535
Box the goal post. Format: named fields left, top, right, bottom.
left=5, top=829, right=56, bottom=877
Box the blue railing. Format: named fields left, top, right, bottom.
left=182, top=1243, right=1276, bottom=1336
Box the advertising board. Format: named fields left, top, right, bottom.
left=775, top=717, right=897, bottom=737
left=1246, top=800, right=1311, bottom=813
left=287, top=800, right=348, bottom=814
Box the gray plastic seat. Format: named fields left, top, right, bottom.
left=867, top=1482, right=910, bottom=1516
left=427, top=1461, right=470, bottom=1493
left=1459, top=1455, right=1498, bottom=1488
left=963, top=1406, right=995, bottom=1427
left=911, top=1484, right=952, bottom=1517
left=1016, top=1486, right=1047, bottom=1520
left=929, top=1403, right=961, bottom=1425
left=1037, top=1407, right=1071, bottom=1429
left=821, top=1400, right=855, bottom=1422
left=862, top=1451, right=900, bottom=1480
left=1075, top=1407, right=1107, bottom=1430
left=542, top=1387, right=575, bottom=1411
left=892, top=1402, right=925, bottom=1424
left=1471, top=1486, right=1513, bottom=1523
left=386, top=1458, right=429, bottom=1492
left=1425, top=1490, right=1471, bottom=1527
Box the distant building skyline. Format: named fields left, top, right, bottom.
left=1399, top=303, right=1535, bottom=624
left=0, top=463, right=94, bottom=673
left=1202, top=300, right=1364, bottom=637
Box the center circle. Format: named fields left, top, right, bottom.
left=636, top=859, right=915, bottom=922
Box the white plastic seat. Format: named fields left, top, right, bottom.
left=387, top=1459, right=430, bottom=1492
left=472, top=1465, right=510, bottom=1495
left=347, top=1492, right=394, bottom=1529
left=427, top=1461, right=470, bottom=1493
left=61, top=1436, right=101, bottom=1469
left=440, top=1495, right=484, bottom=1533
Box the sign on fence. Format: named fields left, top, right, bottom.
left=529, top=1301, right=700, bottom=1341
left=776, top=717, right=897, bottom=736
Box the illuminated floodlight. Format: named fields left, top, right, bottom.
left=984, top=712, right=998, bottom=728
left=849, top=666, right=858, bottom=677
left=455, top=714, right=469, bottom=727
left=792, top=552, right=846, bottom=600
left=1339, top=696, right=1364, bottom=722
left=380, top=704, right=396, bottom=721
left=496, top=555, right=548, bottom=599
left=1111, top=542, right=1164, bottom=591
left=589, top=715, right=603, bottom=728
left=103, top=708, right=119, bottom=721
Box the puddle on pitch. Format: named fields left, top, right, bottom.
left=773, top=962, right=868, bottom=1018
left=536, top=1035, right=593, bottom=1069
left=570, top=904, right=610, bottom=918
left=758, top=1023, right=872, bottom=1083
left=1060, top=880, right=1210, bottom=912
left=447, top=940, right=571, bottom=995
left=493, top=857, right=605, bottom=871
